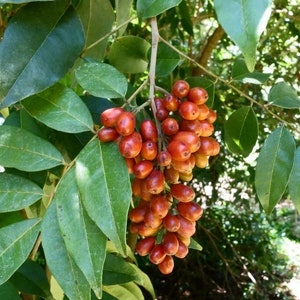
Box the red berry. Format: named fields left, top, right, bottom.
left=145, top=170, right=165, bottom=194
left=199, top=120, right=214, bottom=137
left=115, top=111, right=136, bottom=136
left=141, top=140, right=158, bottom=160
left=150, top=195, right=170, bottom=219
left=172, top=131, right=200, bottom=153
left=172, top=80, right=190, bottom=98
left=170, top=183, right=195, bottom=202
left=206, top=109, right=217, bottom=123
left=140, top=120, right=158, bottom=142
left=163, top=94, right=180, bottom=111
left=128, top=206, right=147, bottom=223
left=178, top=101, right=200, bottom=120
left=177, top=201, right=203, bottom=221
left=135, top=237, right=156, bottom=256
left=197, top=137, right=220, bottom=156
left=164, top=167, right=180, bottom=184
left=197, top=104, right=210, bottom=120
left=163, top=214, right=181, bottom=232
left=162, top=232, right=179, bottom=255
left=174, top=240, right=189, bottom=258
left=167, top=140, right=191, bottom=162
left=180, top=119, right=203, bottom=136
left=177, top=215, right=196, bottom=237
left=144, top=209, right=162, bottom=228
left=157, top=150, right=172, bottom=167
left=158, top=255, right=174, bottom=275
left=133, top=160, right=154, bottom=179
left=97, top=127, right=119, bottom=142
left=188, top=87, right=208, bottom=105
left=161, top=117, right=179, bottom=135
left=100, top=107, right=124, bottom=127
left=118, top=132, right=142, bottom=158
left=149, top=244, right=166, bottom=265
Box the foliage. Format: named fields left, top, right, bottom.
left=0, top=0, right=299, bottom=299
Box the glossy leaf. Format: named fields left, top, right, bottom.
left=22, top=84, right=94, bottom=133
left=75, top=139, right=131, bottom=256
left=232, top=58, right=271, bottom=84
left=75, top=62, right=128, bottom=98
left=214, top=0, right=272, bottom=72
left=55, top=168, right=107, bottom=299
left=103, top=283, right=144, bottom=300
left=0, top=281, right=21, bottom=300
left=42, top=202, right=91, bottom=300
left=103, top=253, right=155, bottom=298
left=0, top=173, right=43, bottom=212
left=77, top=0, right=114, bottom=60
left=0, top=125, right=64, bottom=172
left=109, top=36, right=151, bottom=74
left=137, top=0, right=183, bottom=19
left=225, top=106, right=258, bottom=157
left=10, top=259, right=51, bottom=298
left=0, top=218, right=41, bottom=285
left=268, top=81, right=300, bottom=108
left=178, top=0, right=193, bottom=36
left=156, top=42, right=181, bottom=77
left=0, top=1, right=84, bottom=108
left=288, top=147, right=300, bottom=212
left=255, top=126, right=295, bottom=214
left=116, top=0, right=133, bottom=36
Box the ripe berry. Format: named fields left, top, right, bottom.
left=188, top=87, right=208, bottom=105
left=138, top=222, right=159, bottom=237
left=124, top=158, right=135, bottom=174
left=141, top=140, right=158, bottom=160
left=163, top=94, right=179, bottom=111
left=177, top=201, right=203, bottom=221
left=179, top=171, right=193, bottom=182
left=133, top=160, right=154, bottom=179
left=174, top=240, right=189, bottom=258
left=118, top=132, right=142, bottom=158
left=135, top=237, right=156, bottom=256
left=171, top=155, right=195, bottom=174
left=197, top=137, right=220, bottom=156
left=164, top=167, right=180, bottom=184
left=150, top=195, right=170, bottom=219
left=145, top=170, right=165, bottom=194
left=172, top=80, right=190, bottom=98
left=172, top=131, right=200, bottom=153
left=177, top=215, right=196, bottom=237
left=97, top=127, right=119, bottom=142
left=132, top=178, right=142, bottom=197
left=140, top=120, right=158, bottom=142
left=163, top=214, right=181, bottom=232
left=167, top=140, right=191, bottom=162
left=157, top=150, right=172, bottom=167
left=144, top=209, right=163, bottom=228
left=161, top=117, right=179, bottom=135
left=115, top=111, right=136, bottom=136
left=162, top=232, right=179, bottom=255
left=158, top=255, right=174, bottom=275
left=128, top=206, right=147, bottom=223
left=149, top=244, right=166, bottom=265
left=194, top=151, right=209, bottom=168
left=100, top=107, right=124, bottom=127
left=197, top=104, right=210, bottom=120
left=207, top=109, right=217, bottom=123
left=199, top=120, right=214, bottom=137
left=171, top=183, right=195, bottom=202
left=180, top=119, right=203, bottom=136
left=178, top=101, right=200, bottom=120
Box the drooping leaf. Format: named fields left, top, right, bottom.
left=75, top=139, right=131, bottom=256
left=214, top=0, right=272, bottom=72
left=103, top=253, right=155, bottom=298
left=0, top=173, right=43, bottom=212
left=268, top=81, right=300, bottom=109
left=0, top=1, right=84, bottom=108
left=22, top=84, right=94, bottom=133
left=232, top=58, right=271, bottom=84
left=0, top=280, right=21, bottom=300
left=108, top=36, right=151, bottom=74
left=137, top=0, right=183, bottom=19
left=0, top=125, right=64, bottom=172
left=116, top=0, right=133, bottom=36
left=75, top=62, right=128, bottom=98
left=103, top=283, right=144, bottom=300
left=224, top=106, right=258, bottom=157
left=42, top=202, right=91, bottom=300
left=156, top=42, right=181, bottom=77
left=255, top=126, right=296, bottom=214
left=9, top=259, right=51, bottom=299
left=0, top=218, right=41, bottom=285
left=55, top=168, right=107, bottom=299
left=77, top=0, right=114, bottom=60
left=288, top=147, right=300, bottom=213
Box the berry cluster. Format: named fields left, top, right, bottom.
left=98, top=80, right=220, bottom=274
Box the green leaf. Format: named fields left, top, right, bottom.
left=55, top=168, right=107, bottom=299
left=137, top=0, right=183, bottom=19
left=75, top=62, right=128, bottom=98
left=41, top=202, right=91, bottom=300
left=10, top=259, right=51, bottom=298
left=0, top=1, right=84, bottom=108
left=267, top=81, right=300, bottom=109
left=103, top=253, right=155, bottom=299
left=178, top=0, right=193, bottom=36
left=0, top=212, right=23, bottom=228
left=0, top=0, right=53, bottom=3
left=189, top=238, right=203, bottom=251
left=22, top=84, right=94, bottom=133
left=224, top=106, right=258, bottom=157
left=214, top=0, right=272, bottom=72
left=0, top=173, right=43, bottom=213
left=103, top=283, right=144, bottom=300
left=0, top=125, right=64, bottom=172
left=156, top=42, right=181, bottom=77
left=288, top=147, right=300, bottom=213
left=255, top=126, right=296, bottom=214
left=0, top=218, right=41, bottom=285
left=77, top=0, right=114, bottom=60
left=75, top=139, right=131, bottom=256
left=116, top=0, right=133, bottom=36
left=109, top=36, right=151, bottom=74
left=232, top=58, right=271, bottom=84
left=0, top=280, right=21, bottom=300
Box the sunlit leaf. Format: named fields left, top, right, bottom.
left=0, top=173, right=43, bottom=212
left=214, top=0, right=272, bottom=72
left=0, top=125, right=64, bottom=172
left=75, top=140, right=131, bottom=256
left=103, top=283, right=143, bottom=300
left=268, top=81, right=300, bottom=109
left=225, top=106, right=258, bottom=157
left=75, top=62, right=128, bottom=98
left=288, top=147, right=300, bottom=213
left=255, top=126, right=295, bottom=214
left=0, top=1, right=84, bottom=108
left=0, top=218, right=41, bottom=285
left=22, top=84, right=94, bottom=133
